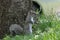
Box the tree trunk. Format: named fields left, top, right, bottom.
left=0, top=0, right=32, bottom=39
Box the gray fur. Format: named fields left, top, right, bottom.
left=9, top=24, right=23, bottom=35
left=25, top=10, right=36, bottom=24
left=24, top=10, right=36, bottom=34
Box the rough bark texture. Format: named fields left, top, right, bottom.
left=0, top=0, right=32, bottom=39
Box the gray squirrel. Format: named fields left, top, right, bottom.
left=24, top=10, right=36, bottom=34
left=9, top=10, right=36, bottom=35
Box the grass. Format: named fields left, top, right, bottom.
left=3, top=13, right=60, bottom=40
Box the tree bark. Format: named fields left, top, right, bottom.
left=0, top=0, right=32, bottom=39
